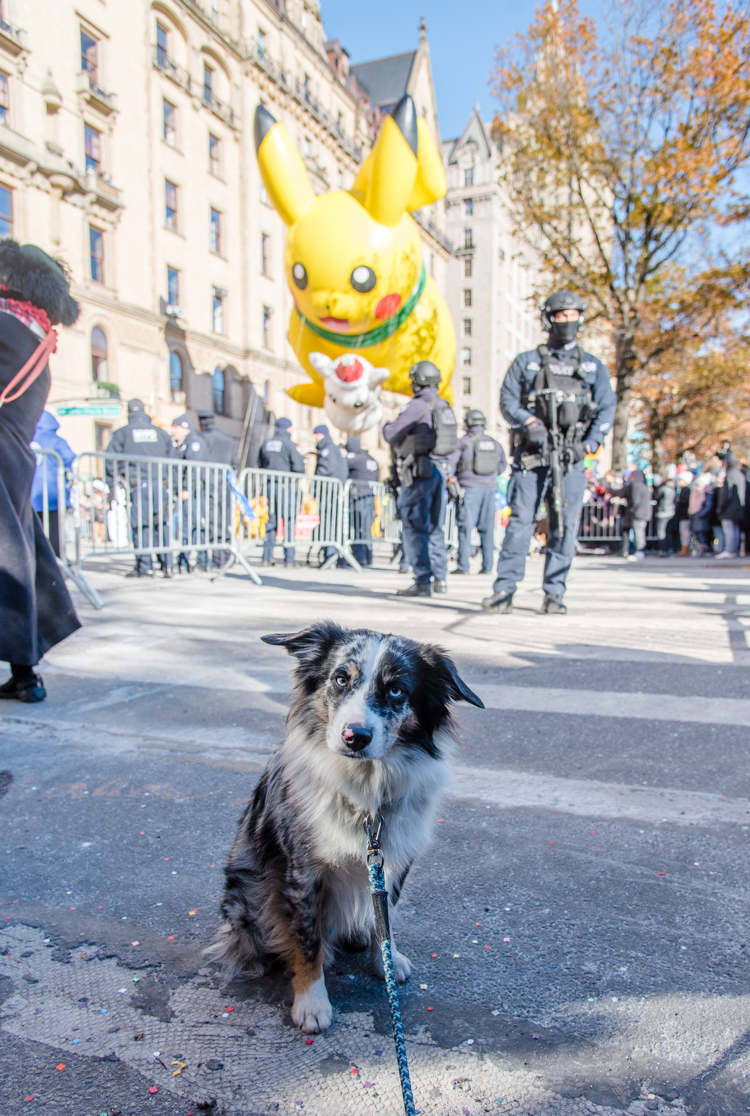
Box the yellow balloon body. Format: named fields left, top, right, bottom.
left=254, top=100, right=455, bottom=409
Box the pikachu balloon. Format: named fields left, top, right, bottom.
left=254, top=95, right=456, bottom=431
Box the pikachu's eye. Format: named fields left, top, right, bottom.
left=292, top=263, right=308, bottom=290
left=350, top=265, right=376, bottom=293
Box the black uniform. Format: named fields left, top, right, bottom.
left=259, top=425, right=305, bottom=565
left=107, top=411, right=175, bottom=574
left=174, top=426, right=212, bottom=570
left=346, top=436, right=379, bottom=566
left=314, top=433, right=349, bottom=562
left=447, top=426, right=506, bottom=573
left=198, top=418, right=238, bottom=568
left=491, top=342, right=616, bottom=600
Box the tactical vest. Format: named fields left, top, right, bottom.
left=458, top=431, right=498, bottom=476
left=398, top=397, right=458, bottom=458
left=529, top=345, right=593, bottom=432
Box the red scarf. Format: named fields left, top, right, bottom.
left=0, top=289, right=57, bottom=409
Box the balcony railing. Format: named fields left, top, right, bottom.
left=152, top=47, right=191, bottom=93
left=412, top=210, right=455, bottom=255
left=202, top=87, right=235, bottom=127
left=243, top=37, right=362, bottom=164
left=77, top=71, right=117, bottom=114
left=0, top=15, right=24, bottom=54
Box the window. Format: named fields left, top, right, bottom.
left=464, top=166, right=474, bottom=187
left=169, top=350, right=183, bottom=397
left=257, top=29, right=267, bottom=59
left=462, top=376, right=472, bottom=395
left=203, top=63, right=214, bottom=105
left=167, top=266, right=179, bottom=306
left=95, top=423, right=112, bottom=453
left=81, top=29, right=98, bottom=85
left=262, top=305, right=273, bottom=349
left=91, top=326, right=107, bottom=381
left=0, top=72, right=9, bottom=126
left=209, top=133, right=221, bottom=176
left=212, top=366, right=225, bottom=414
left=210, top=0, right=220, bottom=25
left=302, top=135, right=311, bottom=158
left=85, top=125, right=101, bottom=174
left=156, top=23, right=169, bottom=67
left=461, top=348, right=472, bottom=367
left=165, top=180, right=178, bottom=230
left=212, top=288, right=224, bottom=333
left=463, top=319, right=472, bottom=337
left=464, top=198, right=473, bottom=217
left=0, top=186, right=12, bottom=238
left=89, top=226, right=104, bottom=283
left=261, top=233, right=270, bottom=276
left=263, top=379, right=270, bottom=402
left=464, top=288, right=472, bottom=308
left=464, top=256, right=472, bottom=278
left=210, top=207, right=221, bottom=254
left=163, top=99, right=176, bottom=146
left=464, top=228, right=474, bottom=249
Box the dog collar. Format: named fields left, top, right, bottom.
left=294, top=266, right=426, bottom=349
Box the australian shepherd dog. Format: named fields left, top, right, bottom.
left=206, top=621, right=483, bottom=1033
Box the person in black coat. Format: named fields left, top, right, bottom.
left=258, top=417, right=305, bottom=566
left=621, top=469, right=652, bottom=559
left=197, top=411, right=239, bottom=568
left=716, top=451, right=746, bottom=558
left=171, top=413, right=211, bottom=572
left=0, top=240, right=81, bottom=703
left=107, top=400, right=175, bottom=577
left=345, top=435, right=379, bottom=566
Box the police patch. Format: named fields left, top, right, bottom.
left=132, top=428, right=158, bottom=442
left=366, top=459, right=377, bottom=471
left=265, top=439, right=282, bottom=452
left=191, top=441, right=201, bottom=452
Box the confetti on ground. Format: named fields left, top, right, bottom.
left=131, top=941, right=139, bottom=946
left=149, top=1085, right=158, bottom=1094
left=188, top=909, right=197, bottom=916
left=56, top=1064, right=65, bottom=1071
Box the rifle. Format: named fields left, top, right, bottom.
left=536, top=388, right=567, bottom=538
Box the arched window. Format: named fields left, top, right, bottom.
left=91, top=326, right=107, bottom=381
left=169, top=350, right=183, bottom=398
left=212, top=365, right=225, bottom=414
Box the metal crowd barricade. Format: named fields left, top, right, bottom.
left=576, top=501, right=659, bottom=545
left=73, top=451, right=262, bottom=585
left=237, top=468, right=361, bottom=571
left=34, top=448, right=103, bottom=608
left=343, top=479, right=402, bottom=559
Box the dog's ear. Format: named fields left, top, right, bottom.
left=261, top=623, right=347, bottom=691
left=419, top=645, right=484, bottom=709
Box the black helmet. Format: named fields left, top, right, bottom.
left=540, top=290, right=585, bottom=332
left=464, top=409, right=486, bottom=428
left=409, top=360, right=441, bottom=387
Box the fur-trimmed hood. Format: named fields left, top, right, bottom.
left=0, top=240, right=79, bottom=326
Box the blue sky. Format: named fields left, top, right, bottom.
left=320, top=0, right=602, bottom=140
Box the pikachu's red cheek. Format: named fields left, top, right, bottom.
left=375, top=293, right=402, bottom=321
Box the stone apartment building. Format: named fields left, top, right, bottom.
left=442, top=106, right=543, bottom=454
left=0, top=0, right=449, bottom=461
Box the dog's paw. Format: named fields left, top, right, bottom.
left=371, top=939, right=412, bottom=983
left=291, top=989, right=333, bottom=1034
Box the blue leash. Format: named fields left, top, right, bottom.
left=365, top=815, right=417, bottom=1116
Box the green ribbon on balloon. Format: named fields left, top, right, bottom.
left=294, top=265, right=426, bottom=349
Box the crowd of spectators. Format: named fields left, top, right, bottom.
left=583, top=448, right=749, bottom=559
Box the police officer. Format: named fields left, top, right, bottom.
left=382, top=360, right=457, bottom=597
left=447, top=410, right=506, bottom=575
left=258, top=416, right=305, bottom=566
left=171, top=413, right=211, bottom=573
left=197, top=410, right=239, bottom=568
left=346, top=435, right=379, bottom=567
left=312, top=424, right=349, bottom=564
left=107, top=399, right=174, bottom=577
left=482, top=291, right=616, bottom=614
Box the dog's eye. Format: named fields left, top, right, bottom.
left=334, top=675, right=348, bottom=688
left=388, top=686, right=404, bottom=699
left=350, top=265, right=376, bottom=293
left=292, top=263, right=308, bottom=290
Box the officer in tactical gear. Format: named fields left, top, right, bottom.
left=382, top=360, right=457, bottom=597
left=196, top=410, right=239, bottom=568
left=107, top=399, right=175, bottom=578
left=312, top=424, right=349, bottom=565
left=447, top=410, right=506, bottom=575
left=259, top=416, right=305, bottom=566
left=482, top=291, right=616, bottom=614
left=346, top=435, right=379, bottom=566
left=171, top=413, right=211, bottom=573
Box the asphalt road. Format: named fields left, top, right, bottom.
left=1, top=554, right=749, bottom=1116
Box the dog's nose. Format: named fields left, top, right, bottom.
left=341, top=723, right=373, bottom=752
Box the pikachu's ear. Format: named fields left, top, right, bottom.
left=254, top=104, right=315, bottom=227
left=351, top=96, right=419, bottom=227
left=407, top=117, right=448, bottom=210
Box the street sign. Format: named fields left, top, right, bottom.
left=56, top=404, right=122, bottom=417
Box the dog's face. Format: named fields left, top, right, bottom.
left=261, top=623, right=483, bottom=762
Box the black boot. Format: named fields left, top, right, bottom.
left=433, top=579, right=448, bottom=594
left=481, top=591, right=514, bottom=613
left=0, top=665, right=46, bottom=703
left=542, top=593, right=567, bottom=614
left=396, top=581, right=432, bottom=597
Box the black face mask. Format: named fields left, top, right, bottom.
left=548, top=319, right=580, bottom=347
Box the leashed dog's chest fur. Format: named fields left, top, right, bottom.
left=206, top=621, right=482, bottom=1034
